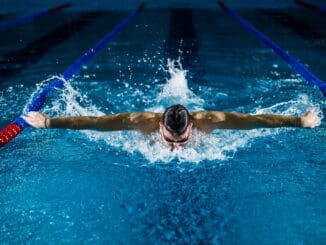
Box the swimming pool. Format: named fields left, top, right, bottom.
left=1, top=5, right=325, bottom=244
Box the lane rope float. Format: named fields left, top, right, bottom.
left=0, top=3, right=145, bottom=147
left=218, top=1, right=326, bottom=97
left=0, top=3, right=72, bottom=32
left=294, top=0, right=326, bottom=14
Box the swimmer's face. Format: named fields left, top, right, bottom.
left=159, top=122, right=193, bottom=150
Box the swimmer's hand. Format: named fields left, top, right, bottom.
left=300, top=109, right=321, bottom=128
left=22, top=111, right=50, bottom=128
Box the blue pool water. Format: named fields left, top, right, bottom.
left=1, top=7, right=325, bottom=244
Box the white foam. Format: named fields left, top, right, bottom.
left=150, top=58, right=204, bottom=111
left=31, top=61, right=323, bottom=164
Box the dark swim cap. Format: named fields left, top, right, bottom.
left=163, top=104, right=190, bottom=135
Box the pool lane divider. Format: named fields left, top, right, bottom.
left=294, top=0, right=326, bottom=14
left=0, top=3, right=72, bottom=32
left=218, top=1, right=326, bottom=97
left=0, top=3, right=145, bottom=147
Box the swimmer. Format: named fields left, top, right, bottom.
left=23, top=104, right=321, bottom=150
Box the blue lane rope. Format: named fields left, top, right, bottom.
left=294, top=0, right=326, bottom=14
left=11, top=3, right=144, bottom=130
left=218, top=1, right=326, bottom=97
left=0, top=3, right=72, bottom=32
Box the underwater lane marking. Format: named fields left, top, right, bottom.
left=0, top=3, right=72, bottom=32
left=0, top=3, right=145, bottom=148
left=0, top=12, right=104, bottom=81
left=260, top=9, right=325, bottom=50
left=62, top=3, right=145, bottom=79
left=218, top=1, right=326, bottom=97
left=166, top=9, right=203, bottom=82
left=166, top=9, right=199, bottom=66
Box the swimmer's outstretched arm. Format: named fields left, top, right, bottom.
left=190, top=109, right=320, bottom=132
left=22, top=112, right=162, bottom=134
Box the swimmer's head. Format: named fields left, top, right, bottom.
left=163, top=104, right=190, bottom=134
left=160, top=104, right=193, bottom=150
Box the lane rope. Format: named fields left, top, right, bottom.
left=0, top=3, right=72, bottom=32
left=0, top=3, right=145, bottom=147
left=218, top=1, right=326, bottom=97
left=294, top=0, right=326, bottom=14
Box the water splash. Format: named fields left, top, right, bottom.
left=33, top=61, right=322, bottom=164
left=150, top=58, right=204, bottom=112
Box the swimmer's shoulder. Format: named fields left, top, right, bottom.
left=129, top=112, right=162, bottom=122
left=130, top=112, right=162, bottom=134
left=190, top=111, right=225, bottom=122
left=190, top=111, right=226, bottom=132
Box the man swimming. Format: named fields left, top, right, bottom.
left=23, top=104, right=320, bottom=150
